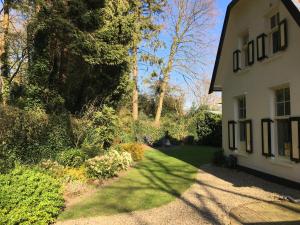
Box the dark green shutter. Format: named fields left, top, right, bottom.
left=228, top=121, right=237, bottom=150
left=279, top=19, right=288, bottom=51
left=257, top=34, right=267, bottom=61
left=248, top=41, right=255, bottom=65
left=261, top=119, right=273, bottom=157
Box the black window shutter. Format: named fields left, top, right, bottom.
left=228, top=121, right=237, bottom=150
left=257, top=34, right=267, bottom=61
left=261, top=119, right=273, bottom=157
left=233, top=50, right=241, bottom=72
left=247, top=41, right=255, bottom=66
left=245, top=120, right=253, bottom=153
left=290, top=117, right=300, bottom=163
left=279, top=19, right=288, bottom=51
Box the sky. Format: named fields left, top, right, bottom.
left=139, top=0, right=232, bottom=109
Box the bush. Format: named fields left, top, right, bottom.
left=0, top=166, right=64, bottom=225
left=86, top=150, right=132, bottom=179
left=0, top=106, right=73, bottom=164
left=56, top=148, right=87, bottom=168
left=64, top=166, right=88, bottom=182
left=39, top=160, right=88, bottom=182
left=73, top=105, right=120, bottom=150
left=196, top=111, right=222, bottom=147
left=121, top=143, right=145, bottom=161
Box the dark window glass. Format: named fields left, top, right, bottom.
left=271, top=13, right=280, bottom=29
left=239, top=122, right=246, bottom=142
left=277, top=119, right=291, bottom=157
left=272, top=31, right=280, bottom=54
left=285, top=102, right=291, bottom=115
left=238, top=96, right=246, bottom=119
left=285, top=88, right=290, bottom=101
left=276, top=89, right=284, bottom=102
left=276, top=103, right=285, bottom=116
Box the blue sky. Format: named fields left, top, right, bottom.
left=139, top=0, right=231, bottom=108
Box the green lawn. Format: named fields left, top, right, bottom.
left=59, top=145, right=218, bottom=220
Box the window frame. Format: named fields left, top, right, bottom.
left=233, top=50, right=241, bottom=73
left=257, top=33, right=268, bottom=61
left=247, top=40, right=255, bottom=66
left=275, top=87, right=291, bottom=117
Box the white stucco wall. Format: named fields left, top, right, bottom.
left=219, top=0, right=300, bottom=183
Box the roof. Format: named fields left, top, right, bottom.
left=292, top=0, right=300, bottom=10
left=209, top=0, right=300, bottom=94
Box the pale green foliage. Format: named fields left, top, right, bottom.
left=86, top=150, right=133, bottom=179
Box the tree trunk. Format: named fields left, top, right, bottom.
left=154, top=40, right=177, bottom=126
left=132, top=46, right=139, bottom=121
left=0, top=0, right=10, bottom=105
left=154, top=77, right=168, bottom=126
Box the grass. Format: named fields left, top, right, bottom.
left=59, top=145, right=218, bottom=220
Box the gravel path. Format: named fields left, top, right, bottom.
left=57, top=165, right=300, bottom=225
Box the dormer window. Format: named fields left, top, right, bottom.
left=241, top=32, right=249, bottom=68
left=268, top=12, right=288, bottom=56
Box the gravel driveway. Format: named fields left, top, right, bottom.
left=57, top=165, right=300, bottom=225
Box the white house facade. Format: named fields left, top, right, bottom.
left=209, top=0, right=300, bottom=184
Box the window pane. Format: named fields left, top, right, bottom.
left=277, top=119, right=291, bottom=157
left=284, top=88, right=290, bottom=101
left=285, top=101, right=291, bottom=116
left=272, top=31, right=280, bottom=54
left=240, top=122, right=246, bottom=142
left=276, top=89, right=284, bottom=103
left=276, top=103, right=285, bottom=116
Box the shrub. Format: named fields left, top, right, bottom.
left=56, top=148, right=87, bottom=168
left=64, top=166, right=88, bottom=182
left=0, top=166, right=64, bottom=225
left=73, top=105, right=120, bottom=150
left=0, top=106, right=73, bottom=164
left=86, top=150, right=133, bottom=179
left=196, top=111, right=222, bottom=147
left=121, top=143, right=145, bottom=161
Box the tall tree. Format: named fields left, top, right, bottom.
left=27, top=0, right=135, bottom=113
left=0, top=0, right=11, bottom=105
left=154, top=0, right=215, bottom=125
left=130, top=0, right=165, bottom=121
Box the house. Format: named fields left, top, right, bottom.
left=209, top=0, right=300, bottom=184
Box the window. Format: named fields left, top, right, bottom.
left=270, top=13, right=280, bottom=54
left=257, top=34, right=267, bottom=61
left=248, top=41, right=255, bottom=65
left=233, top=50, right=241, bottom=72
left=238, top=96, right=247, bottom=149
left=277, top=119, right=291, bottom=157
left=275, top=87, right=290, bottom=116
left=238, top=96, right=246, bottom=119
left=275, top=87, right=291, bottom=158
left=241, top=33, right=249, bottom=68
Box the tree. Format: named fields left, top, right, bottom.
left=130, top=0, right=165, bottom=121
left=0, top=0, right=11, bottom=105
left=26, top=0, right=135, bottom=113
left=193, top=74, right=221, bottom=111
left=154, top=0, right=216, bottom=125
